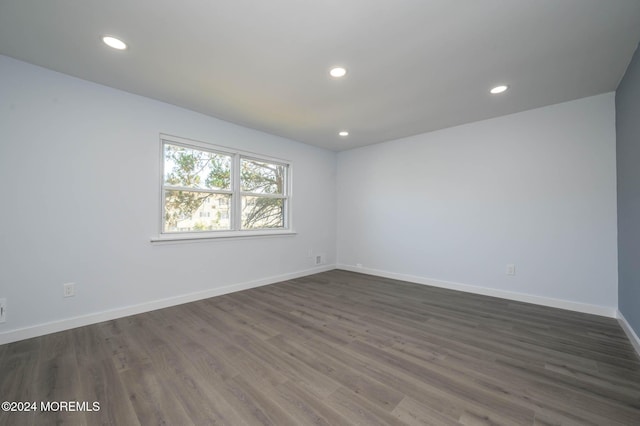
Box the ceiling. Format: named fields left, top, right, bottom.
left=1, top=1, right=639, bottom=151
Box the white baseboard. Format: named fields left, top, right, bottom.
left=2, top=264, right=623, bottom=347
left=617, top=310, right=640, bottom=359
left=0, top=264, right=334, bottom=345
left=336, top=264, right=617, bottom=318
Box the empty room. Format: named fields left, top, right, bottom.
left=1, top=1, right=640, bottom=425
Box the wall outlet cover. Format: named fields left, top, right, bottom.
left=63, top=283, right=76, bottom=297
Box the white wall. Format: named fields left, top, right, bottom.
left=337, top=93, right=618, bottom=314
left=0, top=55, right=336, bottom=343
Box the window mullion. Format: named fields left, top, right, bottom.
left=233, top=153, right=241, bottom=231
left=164, top=185, right=232, bottom=195
left=239, top=192, right=286, bottom=199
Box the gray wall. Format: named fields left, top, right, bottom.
left=337, top=94, right=618, bottom=315
left=616, top=43, right=640, bottom=336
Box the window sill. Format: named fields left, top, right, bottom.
left=150, top=230, right=297, bottom=244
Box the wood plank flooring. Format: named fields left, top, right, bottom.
left=1, top=270, right=639, bottom=425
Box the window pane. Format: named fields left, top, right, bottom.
left=241, top=158, right=285, bottom=194
left=241, top=196, right=284, bottom=229
left=164, top=144, right=231, bottom=190
left=164, top=190, right=231, bottom=232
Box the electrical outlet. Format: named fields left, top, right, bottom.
left=506, top=264, right=516, bottom=276
left=315, top=254, right=324, bottom=265
left=63, top=282, right=75, bottom=297
left=0, top=298, right=6, bottom=323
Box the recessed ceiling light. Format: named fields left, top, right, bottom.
left=102, top=36, right=127, bottom=50
left=330, top=67, right=347, bottom=78
left=490, top=85, right=509, bottom=94
left=339, top=131, right=349, bottom=137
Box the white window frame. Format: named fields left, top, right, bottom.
left=153, top=134, right=293, bottom=242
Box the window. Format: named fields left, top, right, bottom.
left=240, top=157, right=287, bottom=230
left=160, top=135, right=291, bottom=238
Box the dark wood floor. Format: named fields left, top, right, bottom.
left=1, top=270, right=639, bottom=425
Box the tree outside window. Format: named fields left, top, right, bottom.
left=161, top=138, right=289, bottom=235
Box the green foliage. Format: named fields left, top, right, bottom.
left=163, top=144, right=286, bottom=231
left=241, top=159, right=284, bottom=194
left=164, top=144, right=232, bottom=230
left=164, top=190, right=211, bottom=229
left=193, top=222, right=208, bottom=231
left=207, top=156, right=231, bottom=189
left=164, top=144, right=231, bottom=190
